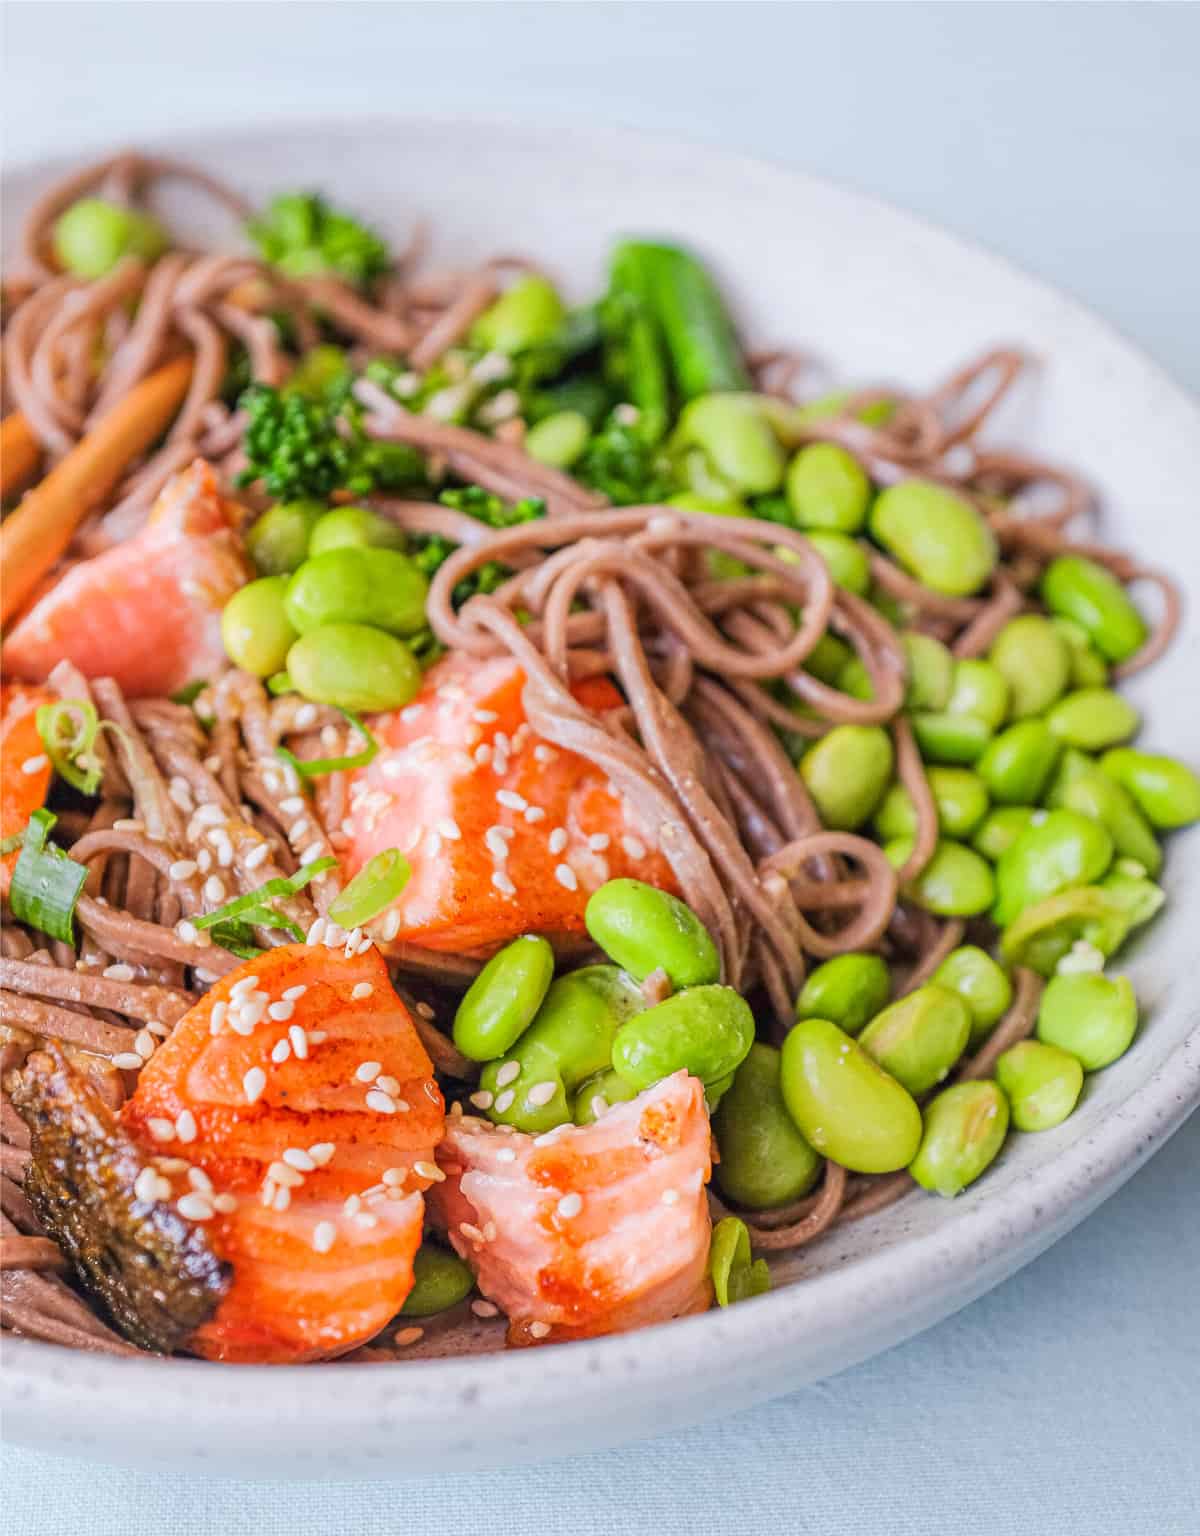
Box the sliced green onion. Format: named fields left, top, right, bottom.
left=328, top=848, right=410, bottom=929
left=192, top=856, right=336, bottom=934
left=0, top=832, right=25, bottom=856
left=36, top=699, right=102, bottom=794
left=276, top=708, right=379, bottom=779
left=9, top=809, right=89, bottom=945
left=170, top=679, right=208, bottom=706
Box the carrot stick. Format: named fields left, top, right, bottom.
left=0, top=413, right=42, bottom=499
left=0, top=356, right=193, bottom=624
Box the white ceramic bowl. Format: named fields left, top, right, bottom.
left=3, top=117, right=1198, bottom=1478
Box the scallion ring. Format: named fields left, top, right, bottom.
left=328, top=848, right=410, bottom=930
left=276, top=708, right=379, bottom=779
left=9, top=808, right=89, bottom=944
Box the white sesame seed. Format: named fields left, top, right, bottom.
left=484, top=826, right=511, bottom=860
left=474, top=743, right=493, bottom=766
left=244, top=842, right=270, bottom=870
left=496, top=789, right=526, bottom=811
left=529, top=1321, right=552, bottom=1339
left=177, top=1193, right=214, bottom=1221
left=134, top=1029, right=155, bottom=1060
left=471, top=1299, right=500, bottom=1319
left=523, top=805, right=546, bottom=824
left=280, top=796, right=306, bottom=816
left=282, top=985, right=308, bottom=1002
left=533, top=745, right=555, bottom=763
left=18, top=752, right=49, bottom=773
left=661, top=1188, right=680, bottom=1206
left=493, top=1089, right=516, bottom=1114
left=168, top=860, right=198, bottom=881
left=366, top=1089, right=397, bottom=1114
left=587, top=833, right=611, bottom=852
left=231, top=975, right=259, bottom=999
left=268, top=1161, right=305, bottom=1188
left=213, top=1193, right=238, bottom=1214
left=283, top=1147, right=316, bottom=1172
left=491, top=870, right=517, bottom=897
left=353, top=1210, right=379, bottom=1229
left=242, top=1067, right=267, bottom=1104
left=527, top=1080, right=558, bottom=1107
left=175, top=1110, right=197, bottom=1143
left=103, top=963, right=136, bottom=982
left=469, top=1090, right=495, bottom=1110
left=436, top=816, right=462, bottom=841
left=351, top=981, right=374, bottom=1000
left=196, top=848, right=214, bottom=872
left=187, top=1168, right=213, bottom=1193
left=548, top=828, right=568, bottom=855
left=356, top=1060, right=382, bottom=1083
left=272, top=1185, right=292, bottom=1212
left=375, top=1074, right=401, bottom=1096
left=147, top=1117, right=175, bottom=1143
left=381, top=909, right=402, bottom=941
left=113, top=1052, right=145, bottom=1071
left=554, top=863, right=578, bottom=892
left=300, top=841, right=326, bottom=865
left=382, top=1167, right=407, bottom=1186
left=133, top=1168, right=168, bottom=1203
left=306, top=916, right=328, bottom=946
left=556, top=1192, right=583, bottom=1218
left=621, top=836, right=647, bottom=860
left=268, top=999, right=294, bottom=1022
left=203, top=876, right=226, bottom=904
left=193, top=804, right=224, bottom=827
left=414, top=1160, right=445, bottom=1182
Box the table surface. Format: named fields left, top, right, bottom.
left=3, top=4, right=1198, bottom=1531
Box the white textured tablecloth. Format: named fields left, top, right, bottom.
left=2, top=4, right=1198, bottom=1530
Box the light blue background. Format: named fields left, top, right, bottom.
left=3, top=4, right=1198, bottom=1531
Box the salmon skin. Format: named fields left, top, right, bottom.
left=2, top=459, right=249, bottom=699
left=430, top=1071, right=713, bottom=1344
left=338, top=653, right=677, bottom=954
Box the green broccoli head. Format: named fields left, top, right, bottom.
left=247, top=193, right=390, bottom=288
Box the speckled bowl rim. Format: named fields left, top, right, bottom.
left=2, top=114, right=1198, bottom=1474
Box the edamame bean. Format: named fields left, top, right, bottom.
left=1052, top=617, right=1109, bottom=688
left=785, top=442, right=871, bottom=531
left=285, top=548, right=429, bottom=637
left=1099, top=748, right=1200, bottom=830
left=246, top=499, right=325, bottom=575
left=902, top=633, right=955, bottom=712
left=400, top=1243, right=475, bottom=1316
left=875, top=768, right=989, bottom=842
left=308, top=505, right=407, bottom=555
left=453, top=934, right=556, bottom=1061
left=972, top=806, right=1037, bottom=862
left=780, top=1017, right=923, bottom=1173
left=909, top=1081, right=1009, bottom=1197
left=675, top=394, right=786, bottom=495
left=989, top=616, right=1070, bottom=719
left=803, top=631, right=855, bottom=686
left=886, top=837, right=996, bottom=917
left=947, top=659, right=1009, bottom=731
left=910, top=710, right=992, bottom=765
left=612, top=985, right=755, bottom=1090
left=805, top=531, right=871, bottom=595
left=471, top=275, right=566, bottom=353
left=709, top=1217, right=770, bottom=1308
left=572, top=1068, right=640, bottom=1125
left=220, top=576, right=298, bottom=677
left=286, top=623, right=421, bottom=712
left=977, top=720, right=1062, bottom=803
left=999, top=886, right=1130, bottom=976
left=995, top=1041, right=1083, bottom=1132
left=932, top=946, right=1013, bottom=1045
left=1037, top=971, right=1138, bottom=1070
left=524, top=410, right=591, bottom=469
left=1050, top=767, right=1162, bottom=876
left=584, top=879, right=720, bottom=990
left=53, top=197, right=168, bottom=278
left=712, top=1043, right=822, bottom=1208
left=1045, top=688, right=1139, bottom=751
left=1041, top=555, right=1147, bottom=663
left=992, top=809, right=1113, bottom=927
left=868, top=480, right=997, bottom=597
left=835, top=654, right=873, bottom=702
left=800, top=724, right=893, bottom=830
left=859, top=984, right=971, bottom=1096
left=795, top=953, right=891, bottom=1036
left=479, top=965, right=647, bottom=1133
left=1097, top=867, right=1165, bottom=928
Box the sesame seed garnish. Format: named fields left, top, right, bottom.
left=495, top=1146, right=518, bottom=1163
left=311, top=1221, right=337, bottom=1254
left=533, top=745, right=555, bottom=763
left=661, top=1188, right=680, bottom=1206
left=242, top=1067, right=267, bottom=1104
left=271, top=1038, right=291, bottom=1063
left=587, top=833, right=611, bottom=852
left=283, top=985, right=308, bottom=1001
left=353, top=1210, right=379, bottom=1229
left=281, top=1148, right=315, bottom=1173
left=528, top=1321, right=551, bottom=1339
left=356, top=1060, right=382, bottom=1083
left=272, top=1185, right=292, bottom=1212
left=460, top=1221, right=485, bottom=1244
left=203, top=875, right=226, bottom=904
left=493, top=1061, right=520, bottom=1089
left=112, top=1052, right=144, bottom=1071
left=134, top=1029, right=155, bottom=1060
left=556, top=1193, right=583, bottom=1218
left=351, top=981, right=374, bottom=999
left=268, top=1160, right=305, bottom=1188
left=213, top=1193, right=238, bottom=1214
left=103, top=962, right=135, bottom=982
left=621, top=836, right=647, bottom=860
left=469, top=1090, right=495, bottom=1110
left=289, top=1024, right=309, bottom=1059
left=381, top=910, right=402, bottom=942
left=491, top=870, right=517, bottom=897
left=147, top=1117, right=175, bottom=1143
left=554, top=864, right=578, bottom=892
left=366, top=1089, right=397, bottom=1114
left=496, top=789, right=526, bottom=811
left=133, top=1168, right=169, bottom=1203
left=493, top=1089, right=516, bottom=1113
left=307, top=1143, right=335, bottom=1167
left=19, top=753, right=47, bottom=775
left=193, top=804, right=225, bottom=827
left=474, top=744, right=493, bottom=766
left=548, top=828, right=568, bottom=855
left=187, top=1167, right=213, bottom=1193
left=177, top=1192, right=214, bottom=1221
left=590, top=1095, right=609, bottom=1120
left=395, top=1326, right=424, bottom=1347
left=436, top=816, right=462, bottom=840
left=306, top=916, right=328, bottom=946
left=471, top=1299, right=500, bottom=1319
left=375, top=1074, right=401, bottom=1096
left=280, top=795, right=306, bottom=816
left=382, top=1167, right=407, bottom=1186
left=268, top=999, right=294, bottom=1022
left=168, top=859, right=198, bottom=881
left=527, top=1081, right=557, bottom=1106
left=231, top=975, right=258, bottom=999
left=196, top=848, right=214, bottom=872
left=414, top=1160, right=445, bottom=1182
left=484, top=826, right=511, bottom=860
left=175, top=1110, right=197, bottom=1143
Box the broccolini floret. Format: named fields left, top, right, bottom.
left=247, top=193, right=390, bottom=288
left=237, top=383, right=422, bottom=500
left=575, top=418, right=674, bottom=505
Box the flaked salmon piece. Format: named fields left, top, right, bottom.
left=430, top=1071, right=713, bottom=1343
left=338, top=653, right=677, bottom=954
left=2, top=460, right=250, bottom=699
left=0, top=683, right=52, bottom=896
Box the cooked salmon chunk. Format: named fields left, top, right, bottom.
left=430, top=1071, right=713, bottom=1343
left=0, top=682, right=52, bottom=896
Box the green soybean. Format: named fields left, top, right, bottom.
left=995, top=1041, right=1084, bottom=1132
left=780, top=1017, right=923, bottom=1174
left=572, top=1068, right=640, bottom=1125
left=795, top=953, right=891, bottom=1036
left=800, top=724, right=893, bottom=829
left=453, top=934, right=556, bottom=1061
left=1037, top=972, right=1138, bottom=1070
left=1051, top=617, right=1109, bottom=688
left=909, top=1081, right=1009, bottom=1197
left=285, top=547, right=429, bottom=637
left=902, top=633, right=955, bottom=712
left=524, top=409, right=591, bottom=469
left=999, top=886, right=1131, bottom=977
left=400, top=1244, right=475, bottom=1316
left=805, top=531, right=871, bottom=595
left=709, top=1217, right=771, bottom=1308
left=1041, top=555, right=1147, bottom=663
left=858, top=984, right=971, bottom=1096
left=875, top=768, right=989, bottom=843
left=992, top=809, right=1113, bottom=927
left=1045, top=688, right=1139, bottom=751
left=834, top=654, right=873, bottom=702
left=972, top=805, right=1037, bottom=862
left=785, top=442, right=871, bottom=532
left=802, top=632, right=855, bottom=686
left=246, top=499, right=325, bottom=575
left=947, top=658, right=1009, bottom=731
left=888, top=837, right=996, bottom=917
left=868, top=480, right=997, bottom=597
left=1099, top=748, right=1200, bottom=830
left=1097, top=867, right=1165, bottom=929
left=584, top=879, right=719, bottom=989
left=910, top=710, right=992, bottom=765
left=989, top=616, right=1070, bottom=719
left=1050, top=768, right=1162, bottom=876
left=675, top=393, right=786, bottom=495
left=977, top=720, right=1062, bottom=803
left=286, top=623, right=421, bottom=712
left=308, top=505, right=407, bottom=556
left=220, top=576, right=298, bottom=677
left=612, top=985, right=755, bottom=1090
left=713, top=1044, right=822, bottom=1208
left=932, top=946, right=1013, bottom=1045
left=53, top=197, right=168, bottom=278
left=471, top=274, right=566, bottom=354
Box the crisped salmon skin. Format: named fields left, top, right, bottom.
left=430, top=1072, right=713, bottom=1342
left=0, top=683, right=52, bottom=896
left=3, top=459, right=249, bottom=699
left=122, top=943, right=444, bottom=1362
left=338, top=653, right=677, bottom=953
